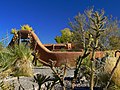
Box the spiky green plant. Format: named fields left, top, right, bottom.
left=0, top=44, right=33, bottom=78
left=11, top=28, right=17, bottom=34
left=70, top=8, right=107, bottom=90
left=33, top=59, right=67, bottom=90
left=33, top=74, right=50, bottom=90
left=21, top=24, right=33, bottom=31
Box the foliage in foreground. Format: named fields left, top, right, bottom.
left=0, top=44, right=33, bottom=78
left=53, top=7, right=120, bottom=90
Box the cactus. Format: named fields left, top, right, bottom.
left=11, top=28, right=17, bottom=34
left=21, top=24, right=33, bottom=31
left=85, top=10, right=106, bottom=90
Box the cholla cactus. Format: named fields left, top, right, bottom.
left=85, top=9, right=106, bottom=90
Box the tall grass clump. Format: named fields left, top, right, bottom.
left=104, top=56, right=120, bottom=87
left=0, top=44, right=34, bottom=78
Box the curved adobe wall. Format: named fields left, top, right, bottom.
left=29, top=30, right=82, bottom=67
left=9, top=30, right=105, bottom=67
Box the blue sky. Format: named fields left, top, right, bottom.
left=0, top=0, right=120, bottom=44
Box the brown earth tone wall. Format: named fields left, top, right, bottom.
left=9, top=30, right=106, bottom=67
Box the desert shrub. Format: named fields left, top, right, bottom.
left=104, top=57, right=120, bottom=87
left=0, top=44, right=34, bottom=78
left=0, top=81, right=14, bottom=90
left=107, top=84, right=120, bottom=90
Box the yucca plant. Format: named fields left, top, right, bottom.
left=0, top=44, right=34, bottom=78
left=0, top=47, right=15, bottom=76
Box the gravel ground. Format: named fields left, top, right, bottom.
left=0, top=66, right=89, bottom=90
left=33, top=66, right=75, bottom=77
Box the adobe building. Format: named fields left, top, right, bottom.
left=43, top=43, right=72, bottom=51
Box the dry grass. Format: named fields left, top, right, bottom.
left=0, top=44, right=34, bottom=79
left=13, top=59, right=33, bottom=77
left=104, top=57, right=120, bottom=86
